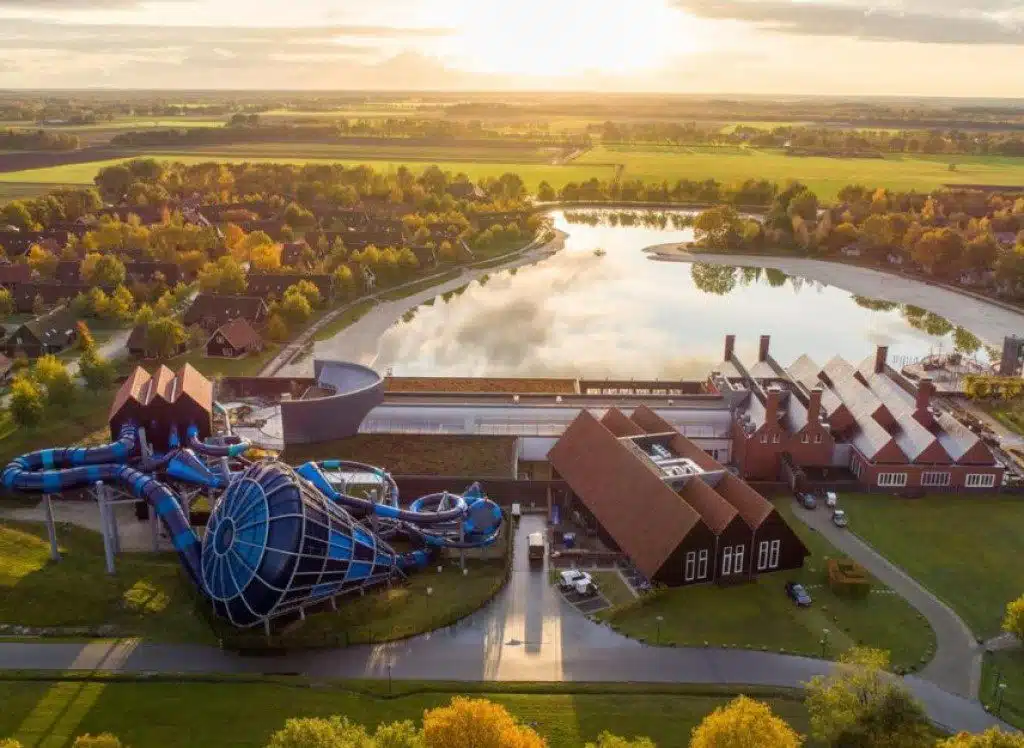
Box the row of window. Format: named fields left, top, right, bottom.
left=759, top=430, right=824, bottom=445
left=683, top=549, right=709, bottom=582
left=683, top=542, right=760, bottom=582
left=756, top=539, right=781, bottom=571
left=878, top=471, right=996, bottom=488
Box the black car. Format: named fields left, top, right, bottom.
left=785, top=581, right=812, bottom=607
left=798, top=493, right=817, bottom=509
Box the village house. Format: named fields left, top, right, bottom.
left=246, top=272, right=333, bottom=301
left=11, top=282, right=92, bottom=313
left=54, top=260, right=82, bottom=284
left=3, top=306, right=79, bottom=358
left=124, top=261, right=185, bottom=286
left=183, top=293, right=270, bottom=331
left=205, top=318, right=265, bottom=359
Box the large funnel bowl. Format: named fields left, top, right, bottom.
left=201, top=460, right=402, bottom=627
left=280, top=361, right=384, bottom=445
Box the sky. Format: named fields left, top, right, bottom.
left=0, top=0, right=1021, bottom=96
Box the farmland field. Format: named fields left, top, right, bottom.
left=150, top=140, right=567, bottom=163
left=0, top=155, right=616, bottom=191
left=575, top=145, right=1024, bottom=199
left=0, top=181, right=64, bottom=201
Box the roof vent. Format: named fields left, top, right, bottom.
left=513, top=394, right=520, bottom=404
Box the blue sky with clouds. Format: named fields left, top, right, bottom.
left=0, top=0, right=1021, bottom=94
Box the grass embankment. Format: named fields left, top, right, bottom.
left=842, top=493, right=1024, bottom=726
left=598, top=500, right=934, bottom=673
left=590, top=571, right=635, bottom=608
left=379, top=269, right=464, bottom=302
left=974, top=398, right=1024, bottom=436
left=0, top=679, right=811, bottom=748
left=284, top=434, right=518, bottom=477
left=312, top=299, right=376, bottom=342
left=0, top=520, right=214, bottom=642
left=147, top=344, right=280, bottom=379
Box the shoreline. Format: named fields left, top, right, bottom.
left=274, top=230, right=568, bottom=377
left=645, top=243, right=1024, bottom=346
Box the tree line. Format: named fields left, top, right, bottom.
left=0, top=129, right=79, bottom=151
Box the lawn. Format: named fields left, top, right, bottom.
left=0, top=156, right=616, bottom=192
left=574, top=145, right=1024, bottom=200
left=379, top=269, right=464, bottom=301
left=0, top=520, right=213, bottom=642
left=145, top=344, right=280, bottom=379
left=283, top=434, right=518, bottom=477
left=312, top=299, right=377, bottom=342
left=599, top=500, right=934, bottom=672
left=0, top=679, right=810, bottom=748
left=983, top=650, right=1024, bottom=729
left=974, top=398, right=1024, bottom=436
left=841, top=493, right=1024, bottom=638
left=591, top=571, right=635, bottom=607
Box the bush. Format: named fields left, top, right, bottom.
left=73, top=735, right=124, bottom=748
left=827, top=559, right=871, bottom=598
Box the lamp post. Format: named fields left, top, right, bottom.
left=996, top=682, right=1007, bottom=717
left=387, top=662, right=393, bottom=695
left=655, top=615, right=664, bottom=645
left=821, top=628, right=830, bottom=658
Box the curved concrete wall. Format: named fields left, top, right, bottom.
left=281, top=361, right=384, bottom=445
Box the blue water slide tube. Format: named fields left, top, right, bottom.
left=185, top=425, right=251, bottom=459
left=165, top=449, right=226, bottom=488
left=1, top=425, right=203, bottom=587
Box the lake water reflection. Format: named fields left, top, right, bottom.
left=374, top=210, right=984, bottom=378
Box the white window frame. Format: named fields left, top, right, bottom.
left=877, top=472, right=908, bottom=487
left=684, top=551, right=696, bottom=582
left=850, top=455, right=862, bottom=478
left=733, top=545, right=745, bottom=573
left=697, top=550, right=709, bottom=579
left=721, top=546, right=733, bottom=576
left=801, top=433, right=809, bottom=444
left=921, top=471, right=951, bottom=487
left=769, top=540, right=781, bottom=568
left=760, top=433, right=768, bottom=444
left=771, top=432, right=781, bottom=444
left=814, top=432, right=823, bottom=444
left=965, top=473, right=996, bottom=488
left=757, top=540, right=770, bottom=571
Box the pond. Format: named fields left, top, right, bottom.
left=373, top=209, right=988, bottom=379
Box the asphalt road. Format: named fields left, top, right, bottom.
left=0, top=515, right=1012, bottom=734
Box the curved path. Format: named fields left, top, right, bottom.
left=789, top=499, right=982, bottom=699
left=0, top=516, right=1012, bottom=735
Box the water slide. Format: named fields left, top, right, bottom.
left=2, top=424, right=504, bottom=628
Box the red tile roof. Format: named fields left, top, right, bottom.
left=109, top=366, right=152, bottom=421
left=600, top=409, right=645, bottom=437
left=108, top=364, right=212, bottom=421
left=548, top=409, right=706, bottom=579
left=210, top=317, right=263, bottom=352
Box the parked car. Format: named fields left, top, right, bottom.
left=799, top=493, right=817, bottom=509
left=832, top=509, right=849, bottom=528
left=559, top=569, right=596, bottom=596
left=825, top=492, right=838, bottom=509
left=785, top=581, right=812, bottom=607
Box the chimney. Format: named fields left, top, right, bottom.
left=874, top=345, right=889, bottom=374
left=808, top=386, right=823, bottom=423
left=766, top=388, right=782, bottom=424
left=916, top=377, right=935, bottom=413
left=758, top=335, right=771, bottom=362
left=724, top=334, right=736, bottom=361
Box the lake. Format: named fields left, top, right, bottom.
left=373, top=209, right=987, bottom=379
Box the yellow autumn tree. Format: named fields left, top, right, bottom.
left=72, top=735, right=124, bottom=748
left=689, top=695, right=801, bottom=748
left=422, top=697, right=545, bottom=748
left=937, top=728, right=1024, bottom=748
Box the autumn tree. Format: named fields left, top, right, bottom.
left=912, top=228, right=965, bottom=277
left=283, top=202, right=316, bottom=230
left=34, top=354, right=76, bottom=407
left=82, top=253, right=127, bottom=287
left=265, top=716, right=374, bottom=748
left=72, top=734, right=124, bottom=748
left=80, top=346, right=116, bottom=391
left=287, top=280, right=322, bottom=309
left=1003, top=594, right=1024, bottom=639
left=537, top=181, right=557, bottom=202
left=251, top=242, right=283, bottom=271
left=9, top=374, right=45, bottom=426
left=75, top=320, right=95, bottom=352
left=280, top=291, right=313, bottom=326
left=333, top=265, right=356, bottom=297
left=26, top=244, right=58, bottom=278
left=806, top=647, right=929, bottom=747
left=266, top=314, right=289, bottom=343
left=0, top=739, right=23, bottom=748
left=693, top=206, right=742, bottom=249
left=0, top=200, right=36, bottom=230
left=0, top=287, right=12, bottom=316
left=147, top=316, right=187, bottom=358
left=198, top=256, right=247, bottom=294
left=787, top=189, right=819, bottom=221
left=422, top=697, right=545, bottom=748
left=689, top=695, right=800, bottom=748
left=937, top=728, right=1024, bottom=748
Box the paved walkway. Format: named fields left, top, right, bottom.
left=0, top=515, right=1013, bottom=735
left=789, top=499, right=982, bottom=699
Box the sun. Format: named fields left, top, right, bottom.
left=441, top=0, right=693, bottom=78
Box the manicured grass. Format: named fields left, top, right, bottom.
left=591, top=570, right=635, bottom=608
left=0, top=679, right=810, bottom=748
left=145, top=344, right=280, bottom=379
left=975, top=398, right=1024, bottom=435
left=312, top=299, right=376, bottom=342
left=599, top=500, right=934, bottom=672
left=0, top=181, right=63, bottom=201
left=0, top=520, right=214, bottom=642
left=841, top=493, right=1024, bottom=638
left=0, top=157, right=616, bottom=192
left=574, top=145, right=1024, bottom=200
left=379, top=269, right=464, bottom=301
left=983, top=650, right=1024, bottom=729
left=283, top=434, right=518, bottom=477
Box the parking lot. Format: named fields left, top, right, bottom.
left=560, top=586, right=611, bottom=615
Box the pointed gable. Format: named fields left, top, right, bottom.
left=108, top=366, right=152, bottom=421
left=177, top=363, right=212, bottom=412
left=600, top=408, right=645, bottom=437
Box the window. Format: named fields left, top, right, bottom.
left=814, top=433, right=823, bottom=444
left=769, top=540, right=781, bottom=568
left=965, top=473, right=996, bottom=488
left=697, top=550, right=709, bottom=579
left=760, top=433, right=768, bottom=444
left=850, top=456, right=862, bottom=478
left=801, top=433, right=809, bottom=444
left=684, top=552, right=696, bottom=582
left=771, top=433, right=781, bottom=444
left=921, top=471, right=951, bottom=487
left=757, top=541, right=770, bottom=570
left=721, top=546, right=733, bottom=576
left=733, top=545, right=745, bottom=573
left=877, top=472, right=908, bottom=487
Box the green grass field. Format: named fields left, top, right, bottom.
left=0, top=679, right=811, bottom=748
left=599, top=500, right=934, bottom=672
left=0, top=156, right=614, bottom=192
left=575, top=145, right=1024, bottom=199
left=590, top=571, right=635, bottom=608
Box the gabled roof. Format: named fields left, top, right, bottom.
left=850, top=412, right=906, bottom=463
left=210, top=317, right=263, bottom=351
left=0, top=264, right=31, bottom=285
left=548, top=409, right=706, bottom=579
left=678, top=478, right=738, bottom=534
left=935, top=411, right=993, bottom=465
left=17, top=306, right=77, bottom=344
left=600, top=409, right=645, bottom=437
left=892, top=414, right=948, bottom=463
left=109, top=363, right=212, bottom=420
left=109, top=366, right=153, bottom=420
left=183, top=294, right=268, bottom=325
left=177, top=363, right=213, bottom=411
